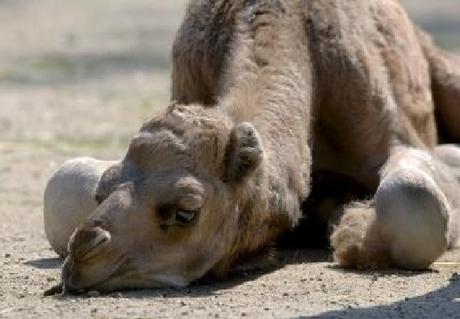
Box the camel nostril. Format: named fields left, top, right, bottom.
left=69, top=227, right=112, bottom=262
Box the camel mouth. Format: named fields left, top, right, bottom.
left=61, top=253, right=127, bottom=294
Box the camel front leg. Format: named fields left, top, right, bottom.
left=434, top=144, right=460, bottom=248
left=331, top=146, right=460, bottom=270
left=44, top=158, right=117, bottom=258
left=434, top=144, right=460, bottom=183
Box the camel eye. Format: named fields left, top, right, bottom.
left=175, top=210, right=200, bottom=226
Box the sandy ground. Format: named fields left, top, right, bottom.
left=1, top=1, right=460, bottom=318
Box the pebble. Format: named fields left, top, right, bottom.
left=4, top=253, right=11, bottom=258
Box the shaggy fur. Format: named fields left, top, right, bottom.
left=43, top=0, right=460, bottom=292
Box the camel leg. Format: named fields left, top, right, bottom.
left=419, top=31, right=460, bottom=142
left=434, top=144, right=460, bottom=248
left=44, top=158, right=116, bottom=258
left=331, top=146, right=460, bottom=270
left=434, top=144, right=460, bottom=182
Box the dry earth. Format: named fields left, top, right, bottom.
left=1, top=1, right=460, bottom=318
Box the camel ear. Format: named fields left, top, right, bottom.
left=95, top=164, right=122, bottom=204
left=225, top=122, right=263, bottom=183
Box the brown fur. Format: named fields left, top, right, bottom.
left=330, top=202, right=390, bottom=270
left=419, top=31, right=460, bottom=142
left=55, top=0, right=460, bottom=292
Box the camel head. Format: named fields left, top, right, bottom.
left=61, top=103, right=265, bottom=292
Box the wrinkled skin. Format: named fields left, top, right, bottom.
left=46, top=0, right=460, bottom=293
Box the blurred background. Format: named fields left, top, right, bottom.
left=0, top=0, right=458, bottom=158
left=0, top=0, right=187, bottom=157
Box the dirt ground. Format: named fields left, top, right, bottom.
left=1, top=1, right=460, bottom=318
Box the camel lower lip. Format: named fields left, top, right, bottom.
left=62, top=255, right=127, bottom=294
left=43, top=282, right=91, bottom=296
left=43, top=282, right=64, bottom=296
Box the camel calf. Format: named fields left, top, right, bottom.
left=43, top=0, right=460, bottom=293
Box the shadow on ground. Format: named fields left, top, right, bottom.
left=24, top=257, right=62, bottom=270
left=27, top=249, right=331, bottom=299
left=304, top=273, right=460, bottom=319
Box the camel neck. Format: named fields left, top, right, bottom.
left=212, top=0, right=313, bottom=274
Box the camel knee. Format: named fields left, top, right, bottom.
left=375, top=168, right=450, bottom=269
left=433, top=145, right=460, bottom=183
left=44, top=157, right=116, bottom=258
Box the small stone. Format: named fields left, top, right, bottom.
left=282, top=292, right=289, bottom=297
left=46, top=277, right=54, bottom=282
left=4, top=253, right=11, bottom=258
left=180, top=301, right=187, bottom=306
left=241, top=312, right=247, bottom=317
left=87, top=290, right=101, bottom=298
left=90, top=308, right=97, bottom=314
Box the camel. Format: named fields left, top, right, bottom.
left=43, top=0, right=460, bottom=293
